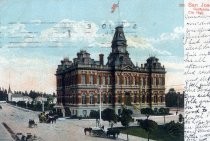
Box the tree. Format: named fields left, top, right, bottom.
left=179, top=114, right=184, bottom=123
left=89, top=110, right=100, bottom=127
left=139, top=119, right=158, bottom=141
left=120, top=108, right=133, bottom=141
left=141, top=108, right=154, bottom=119
left=165, top=121, right=184, bottom=139
left=158, top=107, right=169, bottom=124
left=102, top=108, right=117, bottom=125
left=165, top=88, right=177, bottom=107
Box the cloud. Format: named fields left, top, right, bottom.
left=165, top=71, right=184, bottom=92
left=163, top=62, right=184, bottom=71
left=0, top=23, right=29, bottom=36
left=147, top=26, right=184, bottom=43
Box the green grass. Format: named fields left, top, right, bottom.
left=121, top=126, right=184, bottom=141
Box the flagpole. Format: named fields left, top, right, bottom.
left=117, top=0, right=121, bottom=26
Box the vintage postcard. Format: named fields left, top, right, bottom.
left=0, top=0, right=185, bottom=141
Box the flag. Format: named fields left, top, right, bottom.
left=111, top=2, right=119, bottom=13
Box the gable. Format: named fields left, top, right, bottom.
left=122, top=65, right=135, bottom=71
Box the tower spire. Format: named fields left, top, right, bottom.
left=107, top=26, right=134, bottom=67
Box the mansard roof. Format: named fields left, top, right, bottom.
left=56, top=26, right=166, bottom=74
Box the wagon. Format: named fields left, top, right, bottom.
left=91, top=127, right=107, bottom=137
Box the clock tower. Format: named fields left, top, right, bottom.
left=107, top=26, right=134, bottom=67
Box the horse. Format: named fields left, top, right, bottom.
left=48, top=116, right=56, bottom=124
left=84, top=127, right=92, bottom=135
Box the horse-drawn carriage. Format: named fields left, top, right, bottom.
left=91, top=127, right=107, bottom=137
left=84, top=127, right=120, bottom=139
left=38, top=112, right=57, bottom=124
left=28, top=120, right=37, bottom=128
left=15, top=133, right=39, bottom=141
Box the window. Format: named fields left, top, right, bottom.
left=143, top=78, right=146, bottom=86
left=160, top=96, right=163, bottom=102
left=83, top=110, right=87, bottom=117
left=90, top=75, right=94, bottom=84
left=97, top=76, right=100, bottom=85
left=135, top=77, right=138, bottom=85
left=146, top=94, right=150, bottom=103
left=156, top=77, right=159, bottom=86
left=153, top=78, right=156, bottom=86
left=159, top=78, right=162, bottom=85
left=103, top=94, right=107, bottom=103
left=82, top=94, right=86, bottom=104
left=134, top=94, right=137, bottom=103
left=124, top=77, right=127, bottom=85
left=108, top=93, right=112, bottom=103
left=81, top=75, right=86, bottom=84
left=154, top=95, right=157, bottom=103
left=107, top=76, right=111, bottom=85
left=90, top=94, right=94, bottom=104
left=97, top=94, right=100, bottom=104
left=102, top=76, right=106, bottom=85
left=118, top=95, right=122, bottom=103
left=72, top=95, right=75, bottom=104
left=142, top=95, right=145, bottom=103
left=116, top=76, right=119, bottom=84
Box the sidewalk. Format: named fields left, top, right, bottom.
left=0, top=123, right=14, bottom=141
left=117, top=133, right=155, bottom=141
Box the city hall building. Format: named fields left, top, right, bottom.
left=55, top=26, right=166, bottom=117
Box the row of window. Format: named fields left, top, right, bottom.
left=81, top=75, right=165, bottom=86
left=57, top=75, right=165, bottom=86
left=67, top=94, right=165, bottom=105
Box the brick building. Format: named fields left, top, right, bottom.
left=55, top=26, right=166, bottom=117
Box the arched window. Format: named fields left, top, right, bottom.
left=90, top=93, right=94, bottom=104
left=118, top=94, right=122, bottom=103
left=82, top=93, right=86, bottom=104
left=154, top=95, right=157, bottom=103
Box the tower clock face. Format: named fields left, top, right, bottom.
left=119, top=33, right=123, bottom=38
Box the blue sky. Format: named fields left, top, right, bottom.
left=0, top=0, right=184, bottom=93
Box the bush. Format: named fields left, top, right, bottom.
left=89, top=110, right=99, bottom=119
left=165, top=121, right=184, bottom=137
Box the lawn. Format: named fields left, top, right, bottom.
left=121, top=126, right=184, bottom=141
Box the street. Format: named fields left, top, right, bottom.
left=0, top=103, right=182, bottom=141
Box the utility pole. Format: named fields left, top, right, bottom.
left=42, top=93, right=44, bottom=112
left=99, top=85, right=102, bottom=127
left=139, top=78, right=142, bottom=114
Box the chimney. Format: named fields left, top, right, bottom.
left=99, top=54, right=104, bottom=65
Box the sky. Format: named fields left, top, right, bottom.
left=0, top=0, right=184, bottom=94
